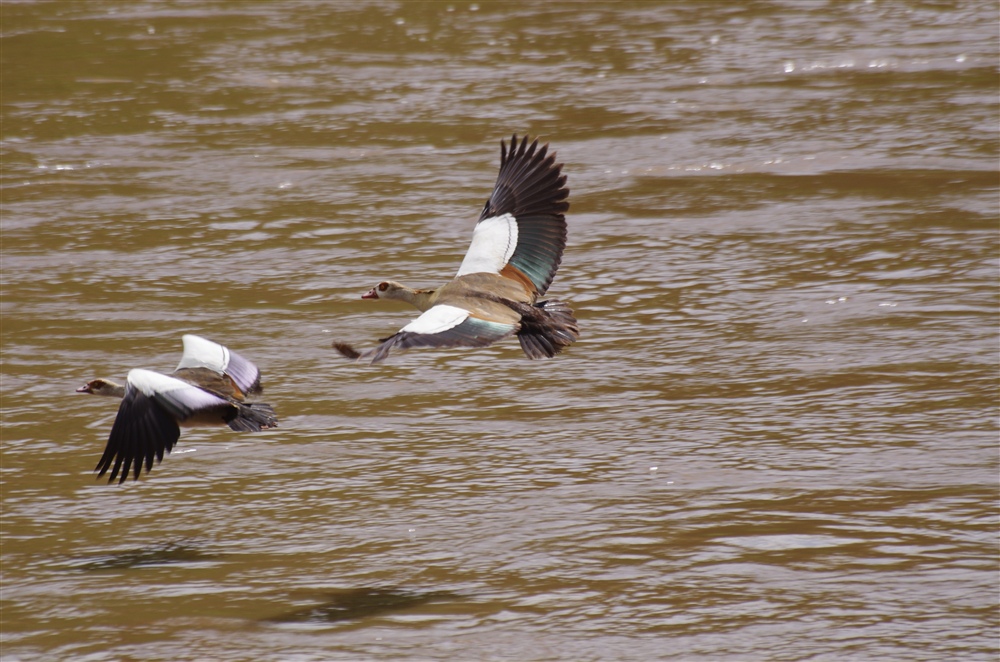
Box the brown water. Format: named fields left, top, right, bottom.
left=2, top=2, right=998, bottom=660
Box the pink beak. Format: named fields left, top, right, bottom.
left=361, top=288, right=379, bottom=300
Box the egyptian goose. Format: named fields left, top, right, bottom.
left=335, top=134, right=579, bottom=364
left=77, top=334, right=277, bottom=483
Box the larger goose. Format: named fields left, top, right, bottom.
left=77, top=334, right=277, bottom=484
left=335, top=134, right=579, bottom=364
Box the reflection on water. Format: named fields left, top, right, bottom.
left=69, top=540, right=217, bottom=572
left=2, top=1, right=997, bottom=660
left=264, top=588, right=459, bottom=626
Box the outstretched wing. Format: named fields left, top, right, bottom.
left=175, top=334, right=263, bottom=398
left=360, top=304, right=517, bottom=364
left=94, top=369, right=229, bottom=484
left=456, top=135, right=569, bottom=296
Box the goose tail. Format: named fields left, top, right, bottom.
left=517, top=299, right=580, bottom=359
left=227, top=402, right=278, bottom=432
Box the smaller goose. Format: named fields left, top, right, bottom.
left=334, top=134, right=580, bottom=363
left=77, top=334, right=277, bottom=484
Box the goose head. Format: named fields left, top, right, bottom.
left=77, top=378, right=126, bottom=398
left=363, top=280, right=406, bottom=301
left=362, top=280, right=436, bottom=311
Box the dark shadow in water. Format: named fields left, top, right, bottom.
left=70, top=540, right=217, bottom=571
left=264, top=587, right=459, bottom=625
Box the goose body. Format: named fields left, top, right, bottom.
left=77, top=335, right=277, bottom=483
left=337, top=134, right=580, bottom=363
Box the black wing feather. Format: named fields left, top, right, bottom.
left=95, top=385, right=181, bottom=484
left=479, top=134, right=569, bottom=295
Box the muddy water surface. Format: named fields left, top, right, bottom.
left=2, top=2, right=998, bottom=660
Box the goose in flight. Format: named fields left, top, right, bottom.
left=77, top=334, right=277, bottom=483
left=335, top=134, right=579, bottom=363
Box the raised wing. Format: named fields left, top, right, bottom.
left=176, top=334, right=262, bottom=397
left=456, top=135, right=569, bottom=296
left=364, top=304, right=517, bottom=364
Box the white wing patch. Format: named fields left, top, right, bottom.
left=401, top=305, right=470, bottom=335
left=456, top=213, right=518, bottom=277
left=127, top=369, right=224, bottom=409
left=176, top=334, right=230, bottom=373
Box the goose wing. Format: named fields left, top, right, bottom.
left=355, top=304, right=517, bottom=364
left=94, top=369, right=230, bottom=483
left=175, top=334, right=263, bottom=398
left=456, top=135, right=569, bottom=296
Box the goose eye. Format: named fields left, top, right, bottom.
left=378, top=282, right=389, bottom=292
